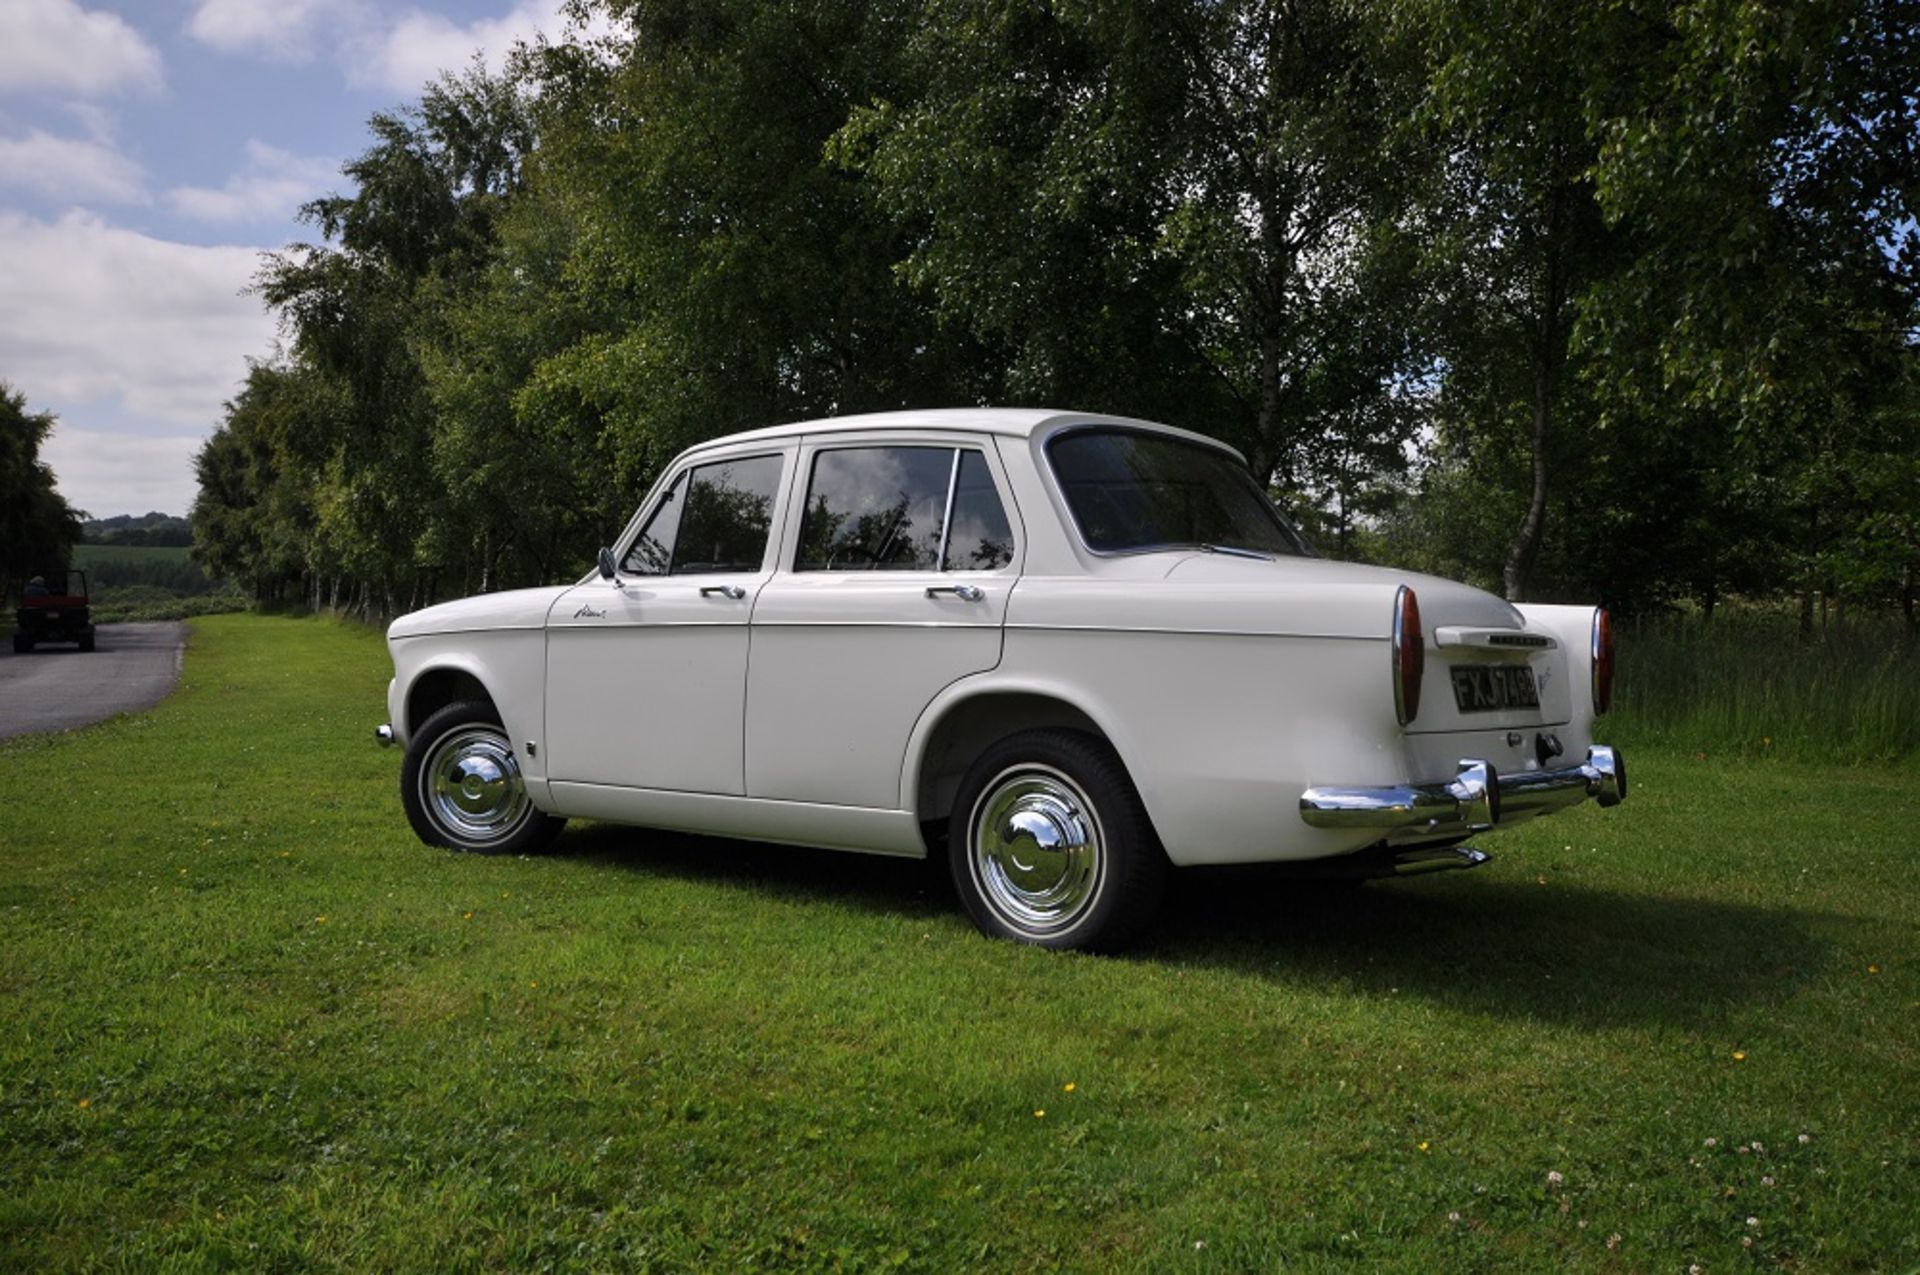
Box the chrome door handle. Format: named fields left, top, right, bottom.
left=925, top=584, right=984, bottom=602
left=700, top=584, right=747, bottom=600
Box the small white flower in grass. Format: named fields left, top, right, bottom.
left=1761, top=1175, right=1775, bottom=1186
left=1797, top=1132, right=1811, bottom=1144
left=1703, top=1137, right=1717, bottom=1147
left=1742, top=1236, right=1754, bottom=1249
left=1747, top=1216, right=1760, bottom=1228
left=1193, top=1241, right=1206, bottom=1251
left=1447, top=1212, right=1462, bottom=1223
left=1689, top=1266, right=1704, bottom=1275
left=1751, top=1141, right=1765, bottom=1153
left=1546, top=1170, right=1564, bottom=1187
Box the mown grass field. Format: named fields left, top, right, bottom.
left=70, top=544, right=193, bottom=568
left=1, top=614, right=1914, bottom=1270
left=65, top=544, right=247, bottom=624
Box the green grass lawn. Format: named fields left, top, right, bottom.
left=1, top=614, right=1914, bottom=1270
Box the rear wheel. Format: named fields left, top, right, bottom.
left=950, top=729, right=1167, bottom=951
left=11, top=634, right=30, bottom=654
left=400, top=699, right=565, bottom=854
left=78, top=634, right=95, bottom=653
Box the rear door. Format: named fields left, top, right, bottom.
left=746, top=436, right=1021, bottom=809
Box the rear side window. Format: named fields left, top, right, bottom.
left=1048, top=428, right=1308, bottom=556
left=622, top=454, right=783, bottom=576
left=796, top=445, right=1015, bottom=572
left=945, top=450, right=1014, bottom=571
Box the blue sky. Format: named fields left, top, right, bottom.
left=0, top=0, right=596, bottom=517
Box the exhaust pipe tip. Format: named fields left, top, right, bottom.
left=375, top=723, right=395, bottom=748
left=1392, top=845, right=1493, bottom=876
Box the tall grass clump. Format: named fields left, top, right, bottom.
left=1611, top=610, right=1920, bottom=763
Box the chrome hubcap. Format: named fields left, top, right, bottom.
left=423, top=726, right=529, bottom=845
left=970, top=765, right=1103, bottom=935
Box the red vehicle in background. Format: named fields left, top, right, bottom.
left=12, top=570, right=95, bottom=654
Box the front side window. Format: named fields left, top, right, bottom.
left=796, top=446, right=1016, bottom=572
left=1048, top=429, right=1309, bottom=557
left=622, top=454, right=783, bottom=576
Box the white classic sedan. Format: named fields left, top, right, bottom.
left=377, top=408, right=1624, bottom=949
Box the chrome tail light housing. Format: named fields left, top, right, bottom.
left=1591, top=607, right=1614, bottom=716
left=1392, top=585, right=1423, bottom=726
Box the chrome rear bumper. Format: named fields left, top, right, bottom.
left=1300, top=745, right=1625, bottom=835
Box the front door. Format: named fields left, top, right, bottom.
left=544, top=449, right=789, bottom=795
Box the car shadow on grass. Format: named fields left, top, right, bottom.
left=553, top=824, right=1823, bottom=1030
left=555, top=821, right=954, bottom=919
left=1145, top=866, right=1826, bottom=1030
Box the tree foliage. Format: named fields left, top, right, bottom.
left=1, top=382, right=84, bottom=603
left=190, top=0, right=1919, bottom=626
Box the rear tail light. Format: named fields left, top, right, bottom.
left=1392, top=585, right=1423, bottom=725
left=1591, top=607, right=1614, bottom=715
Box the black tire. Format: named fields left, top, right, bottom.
left=10, top=635, right=29, bottom=654
left=949, top=728, right=1168, bottom=952
left=400, top=699, right=565, bottom=855
left=78, top=634, right=95, bottom=653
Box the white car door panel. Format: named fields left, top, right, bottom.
left=543, top=447, right=791, bottom=796
left=747, top=439, right=1020, bottom=810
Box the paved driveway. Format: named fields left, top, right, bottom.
left=0, top=622, right=187, bottom=739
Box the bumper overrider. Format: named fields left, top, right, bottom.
left=1300, top=745, right=1626, bottom=837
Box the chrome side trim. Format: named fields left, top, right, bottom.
left=1005, top=623, right=1383, bottom=642
left=935, top=446, right=961, bottom=571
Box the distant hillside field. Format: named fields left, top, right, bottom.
left=65, top=543, right=245, bottom=621
left=73, top=544, right=192, bottom=567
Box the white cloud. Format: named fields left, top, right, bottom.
left=165, top=140, right=338, bottom=224
left=0, top=0, right=163, bottom=97
left=186, top=1, right=612, bottom=97
left=185, top=0, right=360, bottom=62
left=41, top=425, right=204, bottom=518
left=349, top=3, right=597, bottom=94
left=0, top=128, right=147, bottom=204
left=351, top=3, right=555, bottom=93
left=0, top=210, right=272, bottom=427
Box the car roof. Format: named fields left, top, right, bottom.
left=680, top=407, right=1244, bottom=460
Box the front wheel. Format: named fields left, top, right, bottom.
left=950, top=729, right=1167, bottom=951
left=400, top=699, right=565, bottom=854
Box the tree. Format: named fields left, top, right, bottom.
left=1582, top=0, right=1920, bottom=620
left=521, top=0, right=988, bottom=478
left=0, top=382, right=83, bottom=602
left=248, top=65, right=542, bottom=612
left=835, top=0, right=1424, bottom=506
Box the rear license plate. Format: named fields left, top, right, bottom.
left=45, top=610, right=60, bottom=620
left=1450, top=664, right=1540, bottom=713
